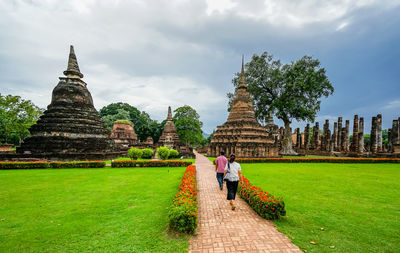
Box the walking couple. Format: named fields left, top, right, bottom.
left=215, top=151, right=242, bottom=210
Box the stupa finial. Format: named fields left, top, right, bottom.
left=63, top=45, right=84, bottom=79
left=238, top=55, right=246, bottom=90
left=167, top=106, right=172, bottom=120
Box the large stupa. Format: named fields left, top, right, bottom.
left=17, top=46, right=119, bottom=161
left=208, top=57, right=278, bottom=157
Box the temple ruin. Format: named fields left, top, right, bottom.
left=15, top=46, right=119, bottom=161
left=208, top=57, right=278, bottom=157
left=110, top=120, right=138, bottom=151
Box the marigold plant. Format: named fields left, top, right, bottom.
left=168, top=165, right=198, bottom=233
left=238, top=176, right=286, bottom=220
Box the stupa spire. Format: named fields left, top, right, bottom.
left=238, top=55, right=246, bottom=90
left=167, top=106, right=172, bottom=120
left=63, top=45, right=84, bottom=78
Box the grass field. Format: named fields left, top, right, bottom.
left=0, top=167, right=189, bottom=252
left=242, top=163, right=400, bottom=252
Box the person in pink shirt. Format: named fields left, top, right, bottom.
left=215, top=151, right=228, bottom=190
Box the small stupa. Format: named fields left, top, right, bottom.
left=110, top=120, right=138, bottom=151
left=17, top=46, right=119, bottom=160
left=208, top=56, right=278, bottom=157
left=158, top=106, right=182, bottom=148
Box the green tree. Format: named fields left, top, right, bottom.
left=173, top=105, right=204, bottom=147
left=99, top=103, right=164, bottom=142
left=102, top=109, right=131, bottom=129
left=230, top=52, right=334, bottom=154
left=0, top=94, right=43, bottom=145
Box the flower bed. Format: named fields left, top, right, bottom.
left=49, top=161, right=105, bottom=168
left=111, top=160, right=192, bottom=168
left=0, top=161, right=105, bottom=169
left=168, top=165, right=198, bottom=233
left=239, top=176, right=286, bottom=220
left=0, top=161, right=48, bottom=170
left=236, top=158, right=400, bottom=163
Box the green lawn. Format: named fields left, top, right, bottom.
left=242, top=163, right=400, bottom=252
left=0, top=167, right=189, bottom=252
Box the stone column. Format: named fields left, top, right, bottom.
left=352, top=115, right=359, bottom=152
left=304, top=124, right=310, bottom=151
left=388, top=128, right=392, bottom=152
left=370, top=117, right=378, bottom=154
left=333, top=122, right=338, bottom=151
left=322, top=120, right=329, bottom=151
left=337, top=117, right=342, bottom=151
left=392, top=119, right=399, bottom=146
left=377, top=114, right=383, bottom=152
left=295, top=128, right=301, bottom=148
left=358, top=117, right=364, bottom=154
left=312, top=122, right=320, bottom=150
left=344, top=120, right=350, bottom=152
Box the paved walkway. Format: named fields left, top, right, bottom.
left=189, top=153, right=301, bottom=253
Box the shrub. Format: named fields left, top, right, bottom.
left=168, top=165, right=198, bottom=233
left=157, top=146, right=170, bottom=160
left=114, top=119, right=133, bottom=126
left=49, top=161, right=105, bottom=168
left=239, top=176, right=286, bottom=220
left=127, top=147, right=142, bottom=160
left=169, top=149, right=179, bottom=158
left=0, top=161, right=106, bottom=170
left=111, top=160, right=192, bottom=168
left=141, top=148, right=154, bottom=159
left=0, top=161, right=48, bottom=170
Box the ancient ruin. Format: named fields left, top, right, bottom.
left=110, top=120, right=138, bottom=151
left=15, top=46, right=119, bottom=161
left=208, top=57, right=278, bottom=157
left=158, top=106, right=182, bottom=149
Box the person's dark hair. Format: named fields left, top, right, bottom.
left=220, top=151, right=225, bottom=156
left=230, top=154, right=236, bottom=158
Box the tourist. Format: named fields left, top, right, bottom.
left=224, top=154, right=242, bottom=211
left=215, top=151, right=228, bottom=190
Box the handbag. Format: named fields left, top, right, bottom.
left=223, top=163, right=230, bottom=182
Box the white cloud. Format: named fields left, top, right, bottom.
left=383, top=100, right=400, bottom=110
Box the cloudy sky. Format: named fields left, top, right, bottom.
left=0, top=0, right=399, bottom=134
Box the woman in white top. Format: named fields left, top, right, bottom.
left=224, top=154, right=242, bottom=210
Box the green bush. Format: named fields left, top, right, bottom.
left=141, top=148, right=154, bottom=159
left=0, top=161, right=106, bottom=170
left=169, top=149, right=179, bottom=158
left=157, top=146, right=170, bottom=160
left=111, top=160, right=192, bottom=168
left=127, top=147, right=143, bottom=160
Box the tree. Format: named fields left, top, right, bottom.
left=102, top=109, right=131, bottom=129
left=0, top=94, right=43, bottom=145
left=229, top=52, right=334, bottom=154
left=99, top=102, right=164, bottom=142
left=173, top=105, right=204, bottom=147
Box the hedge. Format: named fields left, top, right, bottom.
left=235, top=158, right=400, bottom=163
left=239, top=176, right=286, bottom=220
left=168, top=165, right=198, bottom=233
left=111, top=160, right=192, bottom=168
left=0, top=161, right=105, bottom=169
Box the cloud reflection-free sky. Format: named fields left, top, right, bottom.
left=0, top=0, right=399, bottom=134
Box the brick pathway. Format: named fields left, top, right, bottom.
left=189, top=153, right=301, bottom=253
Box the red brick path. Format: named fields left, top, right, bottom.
left=189, top=153, right=301, bottom=253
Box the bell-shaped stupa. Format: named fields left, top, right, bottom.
left=158, top=106, right=182, bottom=148
left=208, top=56, right=278, bottom=157
left=17, top=46, right=119, bottom=160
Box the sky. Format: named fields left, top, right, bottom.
left=0, top=0, right=399, bottom=134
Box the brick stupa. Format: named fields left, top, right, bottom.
left=110, top=120, right=138, bottom=151
left=208, top=57, right=278, bottom=157
left=17, top=46, right=119, bottom=161
left=158, top=106, right=182, bottom=149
